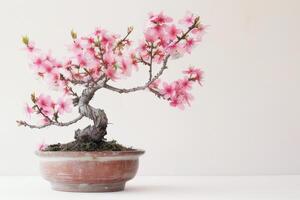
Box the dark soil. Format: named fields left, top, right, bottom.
left=44, top=139, right=132, bottom=152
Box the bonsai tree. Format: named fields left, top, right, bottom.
left=17, top=12, right=205, bottom=151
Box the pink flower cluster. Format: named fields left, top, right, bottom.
left=24, top=93, right=72, bottom=125
left=22, top=11, right=205, bottom=112
left=140, top=11, right=204, bottom=62
left=149, top=67, right=203, bottom=109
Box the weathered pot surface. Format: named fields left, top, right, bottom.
left=36, top=149, right=145, bottom=192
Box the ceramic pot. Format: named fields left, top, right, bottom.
left=36, top=150, right=144, bottom=192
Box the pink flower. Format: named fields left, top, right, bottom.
left=94, top=27, right=104, bottom=37
left=36, top=94, right=54, bottom=113
left=162, top=83, right=175, bottom=98
left=82, top=36, right=95, bottom=47
left=69, top=39, right=83, bottom=54
left=103, top=52, right=116, bottom=66
left=178, top=78, right=192, bottom=90
left=179, top=11, right=196, bottom=26
left=24, top=103, right=34, bottom=118
left=166, top=24, right=180, bottom=40
left=181, top=91, right=194, bottom=106
left=105, top=66, right=118, bottom=80
left=166, top=43, right=184, bottom=59
left=153, top=49, right=165, bottom=64
left=25, top=41, right=38, bottom=53
left=170, top=96, right=184, bottom=110
left=152, top=24, right=167, bottom=36
left=129, top=52, right=139, bottom=71
left=183, top=38, right=196, bottom=53
left=41, top=61, right=54, bottom=74
left=32, top=56, right=44, bottom=67
left=76, top=53, right=88, bottom=66
left=41, top=117, right=50, bottom=126
left=101, top=33, right=115, bottom=48
left=149, top=79, right=161, bottom=89
left=57, top=98, right=72, bottom=114
left=149, top=12, right=173, bottom=24
left=120, top=58, right=132, bottom=76
left=37, top=142, right=48, bottom=151
left=183, top=67, right=203, bottom=84
left=144, top=28, right=159, bottom=43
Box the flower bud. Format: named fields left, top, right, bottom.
left=31, top=93, right=37, bottom=103
left=127, top=26, right=133, bottom=33
left=71, top=30, right=77, bottom=39
left=22, top=36, right=29, bottom=45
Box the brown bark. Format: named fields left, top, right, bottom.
left=74, top=87, right=108, bottom=143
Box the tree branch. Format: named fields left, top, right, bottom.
left=113, top=27, right=133, bottom=52
left=148, top=43, right=154, bottom=82
left=17, top=114, right=84, bottom=129
left=104, top=55, right=170, bottom=93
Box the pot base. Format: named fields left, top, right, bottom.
left=51, top=182, right=126, bottom=192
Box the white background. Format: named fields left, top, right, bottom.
left=0, top=0, right=299, bottom=176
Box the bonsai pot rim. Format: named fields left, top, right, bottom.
left=35, top=149, right=145, bottom=160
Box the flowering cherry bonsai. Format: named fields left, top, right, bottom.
left=17, top=12, right=205, bottom=151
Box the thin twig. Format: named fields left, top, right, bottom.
left=17, top=114, right=84, bottom=129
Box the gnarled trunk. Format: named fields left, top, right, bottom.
left=74, top=87, right=108, bottom=143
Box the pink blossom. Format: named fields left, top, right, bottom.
left=149, top=12, right=173, bottom=24
left=181, top=91, right=194, bottom=106
left=153, top=49, right=165, bottom=64
left=105, top=66, right=118, bottom=80
left=46, top=69, right=61, bottom=88
left=179, top=11, right=196, bottom=26
left=103, top=52, right=116, bottom=66
left=166, top=43, right=185, bottom=59
left=129, top=52, right=139, bottom=70
left=149, top=79, right=161, bottom=89
left=101, top=33, right=115, bottom=48
left=41, top=61, right=54, bottom=74
left=36, top=94, right=54, bottom=113
left=25, top=41, right=38, bottom=53
left=69, top=39, right=83, bottom=54
left=166, top=24, right=180, bottom=40
left=170, top=96, right=184, bottom=110
left=37, top=142, right=48, bottom=151
left=144, top=28, right=159, bottom=43
left=57, top=98, right=72, bottom=114
left=41, top=117, right=50, bottom=125
left=76, top=53, right=88, bottom=66
left=183, top=38, right=196, bottom=53
left=120, top=58, right=132, bottom=76
left=178, top=78, right=192, bottom=90
left=183, top=67, right=203, bottom=84
left=32, top=56, right=44, bottom=67
left=94, top=27, right=104, bottom=37
left=24, top=103, right=34, bottom=118
left=162, top=83, right=175, bottom=98
left=82, top=36, right=95, bottom=48
left=152, top=24, right=167, bottom=36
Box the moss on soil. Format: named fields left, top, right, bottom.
left=44, top=139, right=132, bottom=152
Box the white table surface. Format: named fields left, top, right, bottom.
left=0, top=176, right=299, bottom=200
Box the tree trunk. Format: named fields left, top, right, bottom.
left=74, top=87, right=108, bottom=143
